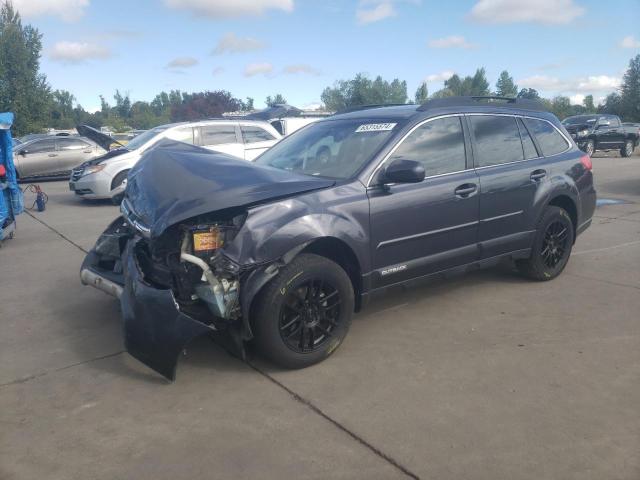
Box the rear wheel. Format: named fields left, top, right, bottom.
left=516, top=206, right=574, bottom=281
left=252, top=254, right=354, bottom=369
left=620, top=139, right=634, bottom=158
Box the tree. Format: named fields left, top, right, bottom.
left=243, top=97, right=254, bottom=111
left=619, top=54, right=640, bottom=121
left=582, top=95, right=596, bottom=113
left=434, top=69, right=490, bottom=97
left=49, top=89, right=76, bottom=129
left=171, top=90, right=242, bottom=121
left=517, top=88, right=540, bottom=100
left=0, top=1, right=51, bottom=135
left=414, top=82, right=428, bottom=104
left=113, top=89, right=131, bottom=119
left=495, top=70, right=518, bottom=97
left=549, top=95, right=572, bottom=119
left=598, top=92, right=623, bottom=117
left=265, top=94, right=287, bottom=107
left=321, top=73, right=407, bottom=111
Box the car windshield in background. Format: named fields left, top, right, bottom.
left=255, top=119, right=398, bottom=179
left=562, top=115, right=598, bottom=126
left=125, top=126, right=169, bottom=151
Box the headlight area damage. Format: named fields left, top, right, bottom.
left=80, top=140, right=335, bottom=380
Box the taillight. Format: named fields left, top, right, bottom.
left=580, top=154, right=592, bottom=171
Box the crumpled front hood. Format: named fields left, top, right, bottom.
left=124, top=140, right=335, bottom=238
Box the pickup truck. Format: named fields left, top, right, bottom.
left=562, top=114, right=639, bottom=157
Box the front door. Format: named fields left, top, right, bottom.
left=368, top=115, right=480, bottom=289
left=16, top=138, right=58, bottom=177
left=55, top=137, right=96, bottom=172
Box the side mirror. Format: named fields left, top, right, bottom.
left=382, top=159, right=425, bottom=184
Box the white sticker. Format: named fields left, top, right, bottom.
left=355, top=123, right=397, bottom=133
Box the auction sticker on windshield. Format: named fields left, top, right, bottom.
left=355, top=123, right=397, bottom=133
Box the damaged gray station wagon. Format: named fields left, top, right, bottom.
left=81, top=96, right=596, bottom=380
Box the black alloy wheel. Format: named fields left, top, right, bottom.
left=279, top=279, right=342, bottom=353
left=540, top=220, right=570, bottom=269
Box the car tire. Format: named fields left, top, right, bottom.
left=620, top=140, right=633, bottom=158
left=584, top=139, right=595, bottom=157
left=516, top=206, right=574, bottom=281
left=252, top=253, right=354, bottom=369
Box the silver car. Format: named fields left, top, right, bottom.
left=14, top=136, right=106, bottom=179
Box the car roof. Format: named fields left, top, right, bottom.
left=329, top=96, right=556, bottom=123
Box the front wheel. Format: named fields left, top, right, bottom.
left=620, top=140, right=634, bottom=158
left=252, top=253, right=354, bottom=369
left=516, top=206, right=574, bottom=281
left=583, top=139, right=595, bottom=157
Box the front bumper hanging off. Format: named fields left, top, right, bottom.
left=80, top=221, right=217, bottom=381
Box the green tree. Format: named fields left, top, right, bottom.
left=265, top=93, right=287, bottom=107
left=550, top=95, right=572, bottom=119
left=436, top=69, right=490, bottom=97
left=598, top=92, right=624, bottom=117
left=582, top=94, right=596, bottom=113
left=495, top=70, right=518, bottom=97
left=321, top=73, right=407, bottom=111
left=243, top=97, right=254, bottom=111
left=113, top=89, right=131, bottom=119
left=49, top=89, right=76, bottom=129
left=0, top=1, right=51, bottom=135
left=517, top=88, right=540, bottom=100
left=414, top=82, right=429, bottom=104
left=620, top=54, right=640, bottom=121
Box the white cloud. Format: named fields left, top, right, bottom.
left=166, top=57, right=198, bottom=69
left=212, top=67, right=224, bottom=76
left=244, top=62, right=273, bottom=77
left=425, top=70, right=455, bottom=82
left=164, top=0, right=293, bottom=18
left=517, top=74, right=621, bottom=95
left=428, top=35, right=476, bottom=49
left=283, top=64, right=321, bottom=75
left=13, top=0, right=89, bottom=22
left=620, top=35, right=640, bottom=49
left=49, top=41, right=111, bottom=63
left=470, top=0, right=584, bottom=25
left=212, top=33, right=266, bottom=55
left=357, top=2, right=396, bottom=24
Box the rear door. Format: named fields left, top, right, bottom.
left=368, top=115, right=480, bottom=288
left=16, top=138, right=58, bottom=177
left=470, top=114, right=551, bottom=258
left=240, top=124, right=279, bottom=160
left=199, top=123, right=244, bottom=159
left=55, top=137, right=96, bottom=172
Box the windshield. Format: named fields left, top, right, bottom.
left=255, top=119, right=398, bottom=179
left=125, top=126, right=170, bottom=151
left=562, top=115, right=598, bottom=126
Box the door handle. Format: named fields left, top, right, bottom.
left=48, top=153, right=58, bottom=157
left=454, top=183, right=477, bottom=198
left=83, top=149, right=92, bottom=153
left=530, top=169, right=546, bottom=181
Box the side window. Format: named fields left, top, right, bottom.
left=517, top=118, right=539, bottom=159
left=470, top=115, right=524, bottom=167
left=241, top=126, right=276, bottom=144
left=609, top=116, right=621, bottom=127
left=524, top=118, right=569, bottom=157
left=200, top=125, right=238, bottom=146
left=24, top=139, right=56, bottom=154
left=388, top=116, right=466, bottom=177
left=166, top=127, right=194, bottom=145
left=58, top=138, right=90, bottom=150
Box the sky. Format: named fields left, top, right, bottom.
left=14, top=0, right=640, bottom=111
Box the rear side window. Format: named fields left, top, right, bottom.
left=241, top=126, right=276, bottom=144
left=388, top=116, right=466, bottom=176
left=470, top=115, right=523, bottom=167
left=517, top=118, right=539, bottom=159
left=57, top=138, right=90, bottom=150
left=524, top=118, right=569, bottom=157
left=200, top=125, right=238, bottom=146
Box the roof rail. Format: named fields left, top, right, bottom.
left=334, top=103, right=410, bottom=115
left=417, top=96, right=547, bottom=112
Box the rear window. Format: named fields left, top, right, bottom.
left=57, top=138, right=90, bottom=150
left=470, top=115, right=524, bottom=167
left=524, top=118, right=569, bottom=157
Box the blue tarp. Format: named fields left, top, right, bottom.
left=0, top=112, right=24, bottom=239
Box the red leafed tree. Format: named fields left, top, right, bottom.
left=170, top=90, right=242, bottom=121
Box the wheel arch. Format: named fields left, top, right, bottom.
left=110, top=168, right=130, bottom=191
left=548, top=194, right=577, bottom=241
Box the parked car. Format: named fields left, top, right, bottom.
left=80, top=96, right=596, bottom=380
left=562, top=114, right=639, bottom=157
left=13, top=136, right=106, bottom=179
left=69, top=119, right=281, bottom=202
